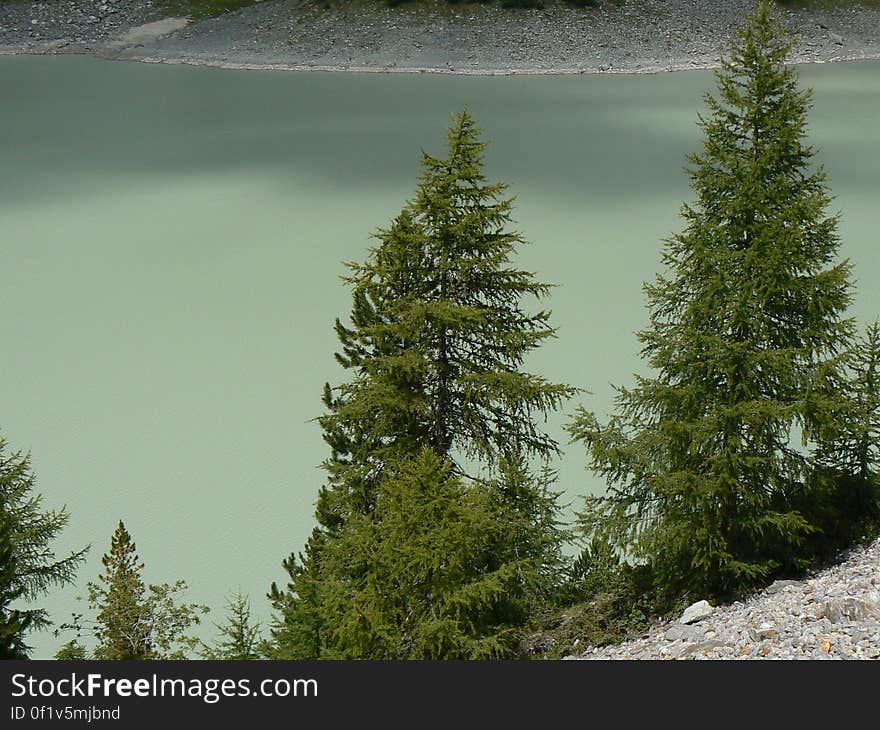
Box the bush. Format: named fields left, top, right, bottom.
left=523, top=538, right=680, bottom=658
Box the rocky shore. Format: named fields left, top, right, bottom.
left=1, top=0, right=879, bottom=74
left=567, top=537, right=880, bottom=660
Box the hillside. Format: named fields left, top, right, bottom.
left=567, top=538, right=880, bottom=660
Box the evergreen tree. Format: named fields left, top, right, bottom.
left=0, top=436, right=87, bottom=658
left=320, top=449, right=556, bottom=659
left=68, top=521, right=208, bottom=660
left=321, top=110, right=576, bottom=519
left=568, top=2, right=855, bottom=599
left=90, top=521, right=150, bottom=660
left=823, top=321, right=880, bottom=484
left=200, top=591, right=262, bottom=660
left=265, top=532, right=324, bottom=659
left=53, top=639, right=87, bottom=660
left=806, top=321, right=880, bottom=551
left=271, top=110, right=575, bottom=658
left=482, top=455, right=569, bottom=623
left=0, top=522, right=30, bottom=659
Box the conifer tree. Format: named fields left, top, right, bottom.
left=0, top=522, right=30, bottom=659
left=200, top=591, right=262, bottom=660
left=53, top=639, right=87, bottom=660
left=806, top=321, right=880, bottom=550
left=265, top=532, right=324, bottom=659
left=89, top=521, right=151, bottom=660
left=320, top=110, right=576, bottom=521
left=0, top=436, right=87, bottom=658
left=69, top=521, right=208, bottom=660
left=320, top=449, right=557, bottom=659
left=568, top=2, right=855, bottom=599
left=824, top=321, right=880, bottom=484
left=271, top=110, right=574, bottom=658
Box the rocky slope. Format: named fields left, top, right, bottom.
left=1, top=0, right=879, bottom=73
left=567, top=537, right=880, bottom=660
left=0, top=0, right=166, bottom=50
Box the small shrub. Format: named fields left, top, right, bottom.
left=524, top=539, right=679, bottom=658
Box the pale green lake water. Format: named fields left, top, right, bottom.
left=1, top=56, right=878, bottom=657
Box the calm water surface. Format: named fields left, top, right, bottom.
left=2, top=56, right=879, bottom=657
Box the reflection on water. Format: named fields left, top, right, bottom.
left=1, top=56, right=878, bottom=657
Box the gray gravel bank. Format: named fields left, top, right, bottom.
left=1, top=0, right=879, bottom=74
left=568, top=537, right=880, bottom=660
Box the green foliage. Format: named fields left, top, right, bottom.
left=536, top=538, right=664, bottom=656
left=567, top=1, right=857, bottom=601
left=58, top=521, right=208, bottom=660
left=321, top=109, right=575, bottom=507
left=270, top=109, right=574, bottom=659
left=200, top=591, right=263, bottom=660
left=486, top=457, right=570, bottom=612
left=265, top=533, right=325, bottom=659
left=316, top=107, right=575, bottom=535
left=0, top=436, right=87, bottom=658
left=0, top=523, right=30, bottom=659
left=525, top=537, right=679, bottom=658
left=89, top=521, right=150, bottom=660
left=821, top=321, right=880, bottom=482
left=803, top=321, right=880, bottom=554
left=567, top=536, right=626, bottom=598
left=320, top=449, right=561, bottom=658
left=53, top=640, right=87, bottom=660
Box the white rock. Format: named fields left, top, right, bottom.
left=680, top=600, right=715, bottom=624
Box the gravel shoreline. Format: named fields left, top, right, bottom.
left=1, top=0, right=879, bottom=74
left=566, top=537, right=880, bottom=660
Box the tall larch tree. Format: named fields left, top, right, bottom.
left=271, top=109, right=575, bottom=658
left=317, top=112, right=576, bottom=526
left=0, top=436, right=88, bottom=658
left=568, top=1, right=856, bottom=599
